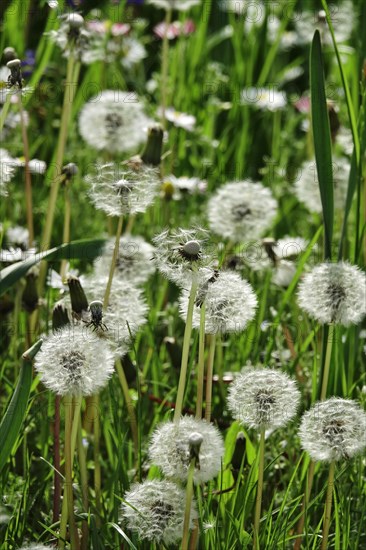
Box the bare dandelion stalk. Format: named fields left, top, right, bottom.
left=204, top=334, right=216, bottom=422
left=253, top=427, right=265, bottom=549
left=60, top=182, right=72, bottom=280
left=19, top=98, right=34, bottom=247
left=321, top=461, right=335, bottom=550
left=174, top=273, right=199, bottom=423
left=320, top=323, right=334, bottom=400
left=103, top=214, right=123, bottom=310
left=181, top=459, right=196, bottom=550
left=195, top=302, right=206, bottom=419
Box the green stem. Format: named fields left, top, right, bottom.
left=103, top=215, right=123, bottom=309
left=320, top=323, right=334, bottom=400
left=253, top=427, right=265, bottom=549
left=181, top=458, right=196, bottom=550
left=321, top=461, right=335, bottom=550
left=59, top=397, right=82, bottom=549
left=39, top=54, right=80, bottom=291
left=204, top=334, right=217, bottom=422
left=195, top=303, right=206, bottom=419
left=94, top=393, right=101, bottom=523
left=174, top=275, right=199, bottom=423
left=19, top=97, right=34, bottom=247
left=77, top=419, right=89, bottom=550
left=116, top=358, right=138, bottom=462
left=0, top=93, right=12, bottom=133
left=160, top=8, right=172, bottom=129
left=60, top=184, right=71, bottom=280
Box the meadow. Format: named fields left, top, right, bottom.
left=0, top=0, right=366, bottom=548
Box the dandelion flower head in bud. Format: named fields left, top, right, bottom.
left=227, top=367, right=301, bottom=430
left=293, top=157, right=350, bottom=214
left=86, top=162, right=160, bottom=217
left=152, top=227, right=215, bottom=287
left=207, top=180, right=278, bottom=243
left=299, top=397, right=366, bottom=462
left=34, top=325, right=115, bottom=396
left=47, top=13, right=92, bottom=60
left=297, top=261, right=366, bottom=326
left=121, top=479, right=197, bottom=544
left=179, top=271, right=257, bottom=334
left=79, top=90, right=154, bottom=153
left=147, top=0, right=201, bottom=11
left=149, top=416, right=224, bottom=483
left=0, top=148, right=17, bottom=196
left=93, top=235, right=156, bottom=285
left=83, top=276, right=148, bottom=357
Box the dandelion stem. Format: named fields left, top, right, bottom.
left=59, top=397, right=82, bottom=549
left=195, top=303, right=206, bottom=419
left=253, top=427, right=265, bottom=549
left=103, top=214, right=123, bottom=309
left=204, top=334, right=216, bottom=422
left=116, top=358, right=138, bottom=462
left=77, top=419, right=89, bottom=550
left=53, top=394, right=61, bottom=525
left=181, top=457, right=196, bottom=550
left=320, top=323, right=334, bottom=400
left=174, top=275, right=199, bottom=423
left=0, top=93, right=12, bottom=133
left=321, top=461, right=335, bottom=550
left=39, top=53, right=80, bottom=291
left=19, top=97, right=34, bottom=247
left=160, top=7, right=172, bottom=129
left=60, top=184, right=71, bottom=280
left=94, top=393, right=102, bottom=523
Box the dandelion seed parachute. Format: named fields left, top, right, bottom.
left=179, top=271, right=257, bottom=334
left=148, top=416, right=224, bottom=483
left=207, top=180, right=277, bottom=243
left=227, top=367, right=301, bottom=430
left=121, top=479, right=198, bottom=544
left=79, top=90, right=154, bottom=153
left=299, top=397, right=366, bottom=462
left=93, top=235, right=156, bottom=285
left=86, top=162, right=160, bottom=217
left=34, top=325, right=115, bottom=396
left=297, top=261, right=366, bottom=326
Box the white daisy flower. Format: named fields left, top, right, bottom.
left=297, top=261, right=366, bottom=326
left=207, top=180, right=277, bottom=243
left=147, top=0, right=201, bottom=11
left=163, top=107, right=196, bottom=131
left=241, top=87, right=287, bottom=111
left=227, top=367, right=301, bottom=430
left=79, top=90, right=154, bottom=153
left=299, top=397, right=366, bottom=462
left=149, top=416, right=224, bottom=483
left=34, top=325, right=115, bottom=396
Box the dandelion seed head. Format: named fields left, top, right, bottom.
left=207, top=180, right=277, bottom=243
left=86, top=162, right=160, bottom=217
left=121, top=479, right=197, bottom=544
left=299, top=397, right=366, bottom=462
left=34, top=325, right=115, bottom=396
left=227, top=367, right=301, bottom=430
left=149, top=416, right=224, bottom=483
left=179, top=271, right=257, bottom=334
left=79, top=90, right=154, bottom=153
left=297, top=261, right=366, bottom=326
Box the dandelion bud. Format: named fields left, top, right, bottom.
left=297, top=261, right=366, bottom=326
left=67, top=275, right=88, bottom=316
left=121, top=479, right=198, bottom=545
left=52, top=301, right=70, bottom=332
left=22, top=266, right=39, bottom=313
left=141, top=124, right=164, bottom=166
left=149, top=416, right=224, bottom=483
left=227, top=368, right=300, bottom=430
left=299, top=397, right=366, bottom=462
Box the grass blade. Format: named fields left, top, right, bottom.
left=310, top=30, right=334, bottom=259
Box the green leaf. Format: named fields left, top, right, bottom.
left=0, top=238, right=106, bottom=296
left=310, top=30, right=334, bottom=259
left=0, top=340, right=42, bottom=473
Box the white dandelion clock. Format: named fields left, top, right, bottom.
left=299, top=398, right=366, bottom=462
left=94, top=235, right=155, bottom=285
left=152, top=227, right=216, bottom=287
left=148, top=416, right=224, bottom=483
left=297, top=262, right=366, bottom=326
left=47, top=13, right=93, bottom=60
left=121, top=479, right=197, bottom=544
left=293, top=2, right=354, bottom=47
left=207, top=180, right=277, bottom=243
left=179, top=271, right=257, bottom=334
left=227, top=368, right=300, bottom=430
left=34, top=325, right=115, bottom=396
left=293, top=157, right=350, bottom=214
left=79, top=90, right=154, bottom=153
left=86, top=162, right=160, bottom=217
